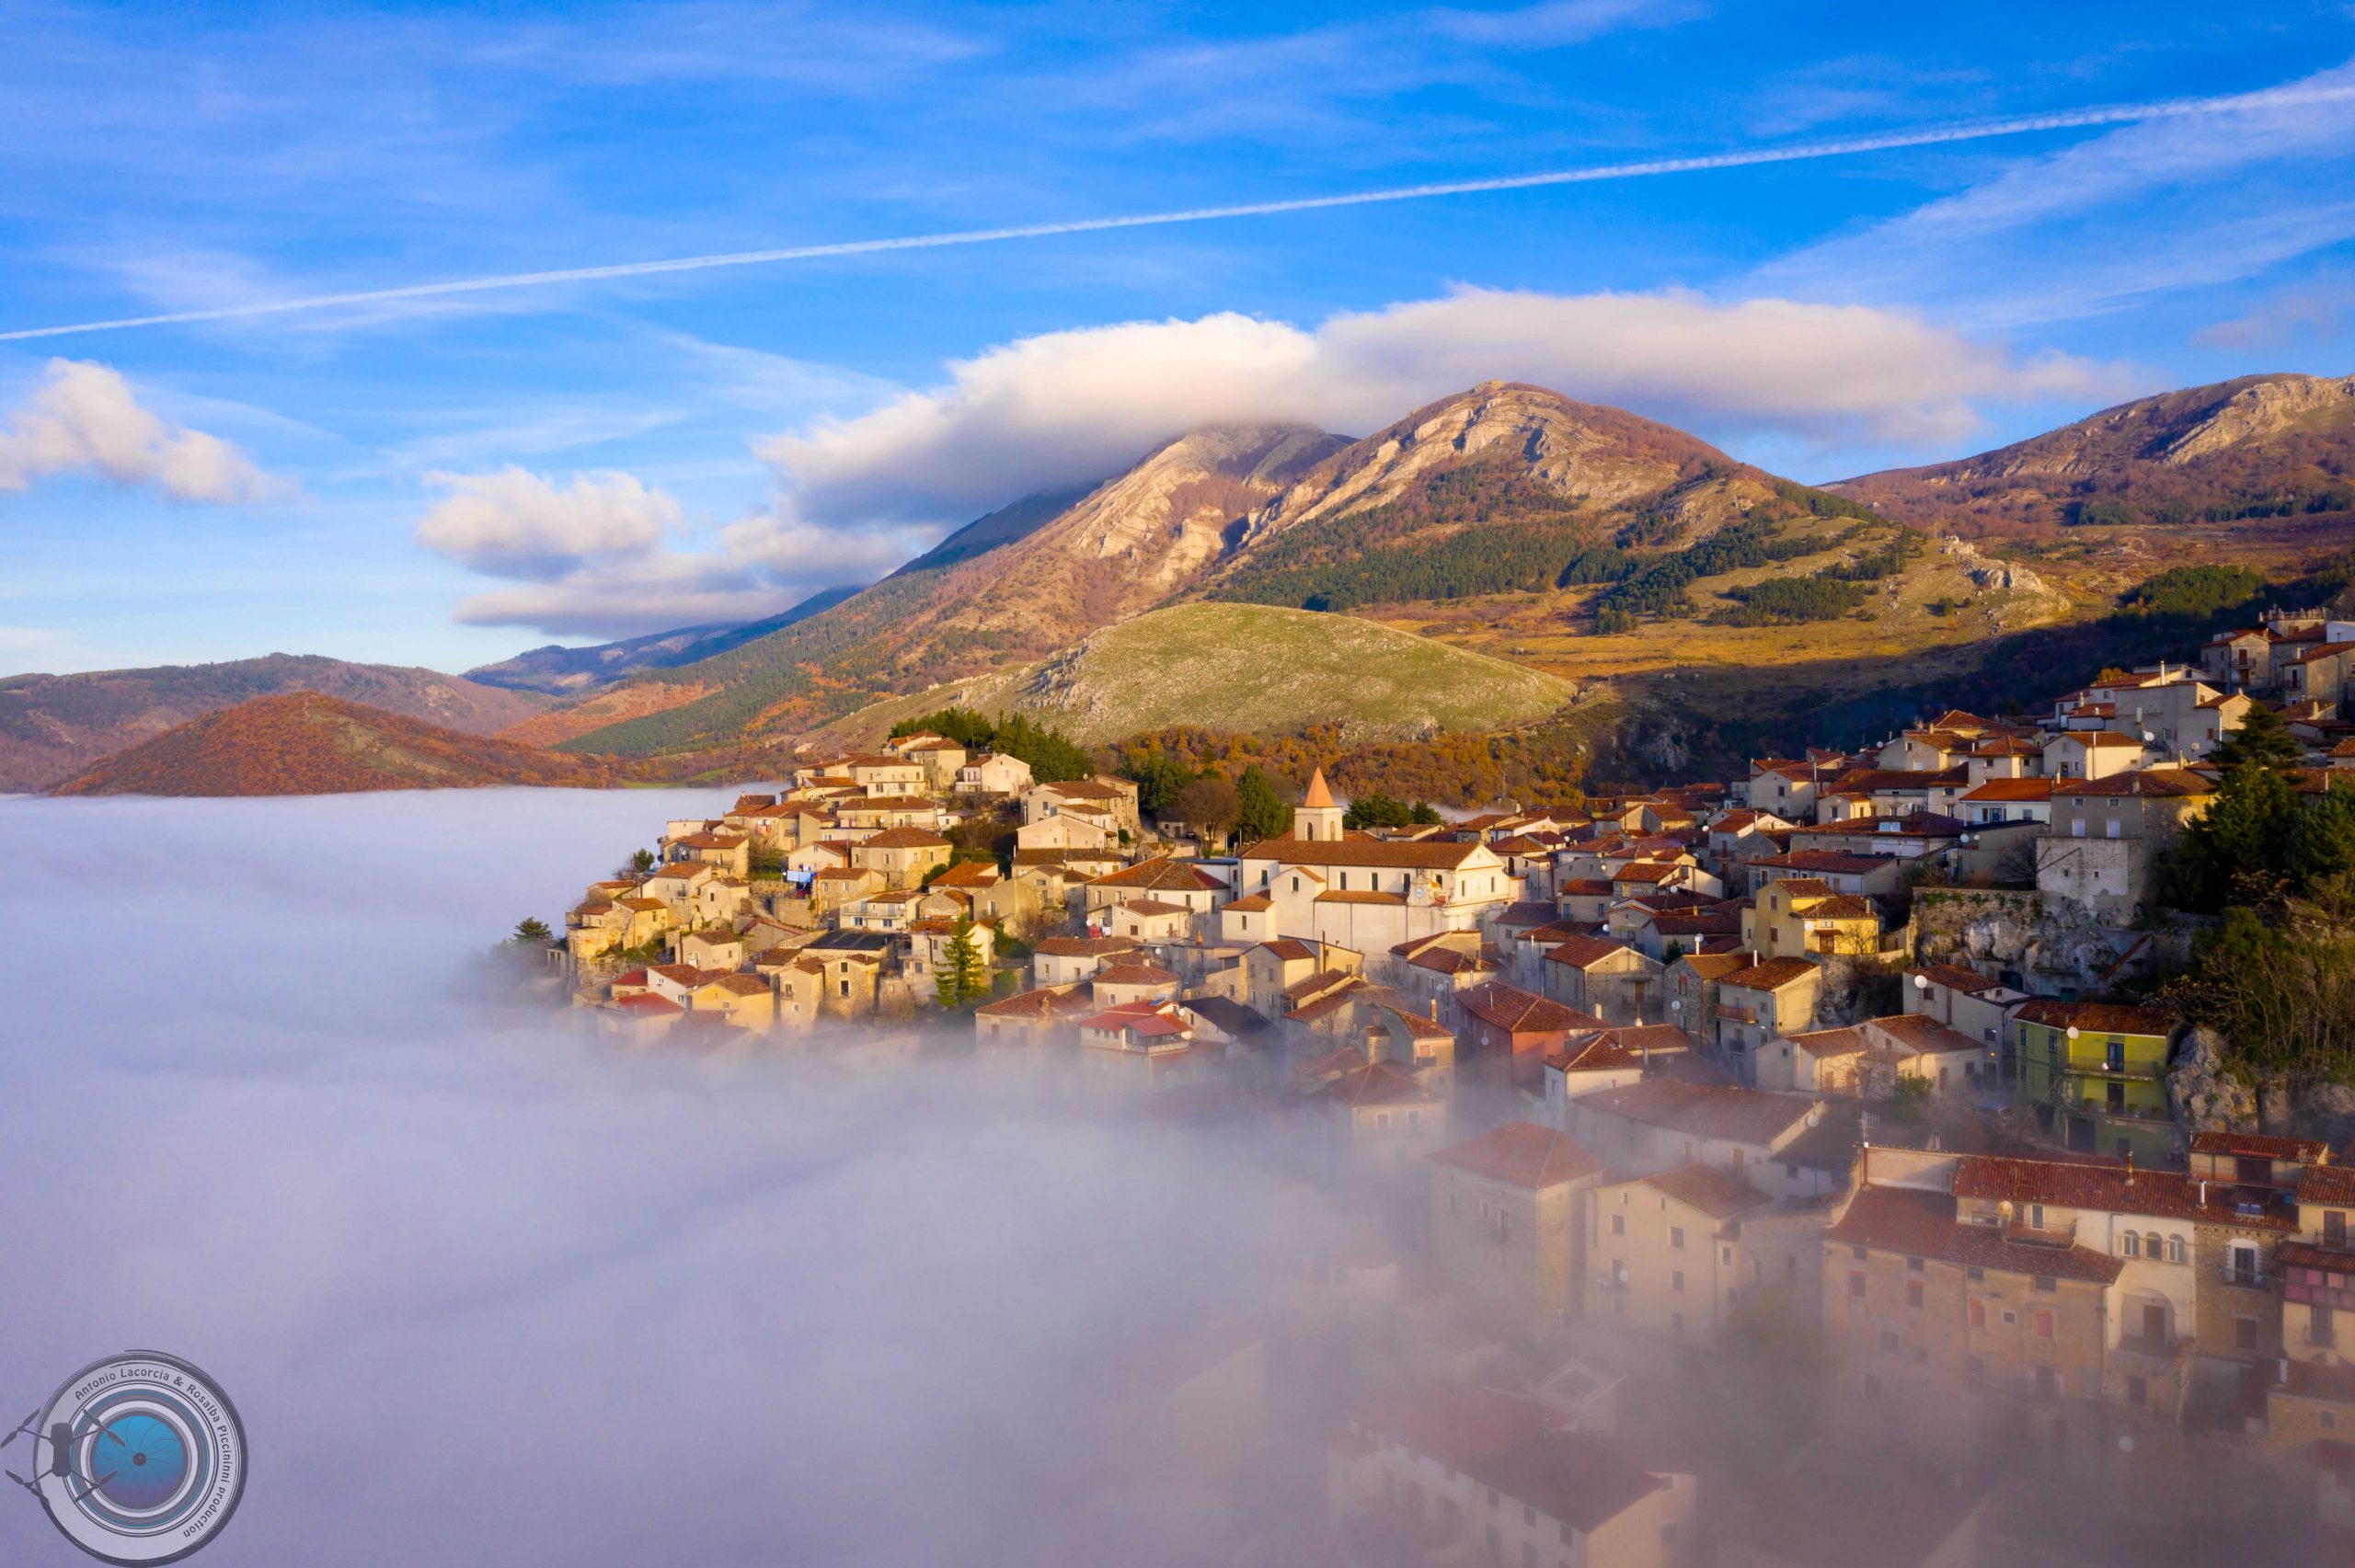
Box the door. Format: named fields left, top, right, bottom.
left=2142, top=1301, right=2167, bottom=1345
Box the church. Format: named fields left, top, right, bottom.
left=1230, top=771, right=1518, bottom=953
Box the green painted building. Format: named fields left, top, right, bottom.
left=2014, top=999, right=2180, bottom=1164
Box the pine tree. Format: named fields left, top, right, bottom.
left=2211, top=704, right=2303, bottom=774
left=936, top=918, right=986, bottom=1010
left=512, top=916, right=553, bottom=944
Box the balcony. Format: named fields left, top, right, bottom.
left=2220, top=1265, right=2267, bottom=1291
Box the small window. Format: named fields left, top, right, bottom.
left=1848, top=1271, right=1866, bottom=1299
left=1671, top=1226, right=1686, bottom=1250
left=1611, top=1215, right=1625, bottom=1237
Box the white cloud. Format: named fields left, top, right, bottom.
left=758, top=288, right=2128, bottom=526
left=0, top=358, right=284, bottom=503
left=415, top=465, right=909, bottom=638
left=416, top=467, right=684, bottom=580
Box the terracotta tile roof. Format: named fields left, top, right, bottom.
left=1545, top=934, right=1636, bottom=969
left=1111, top=897, right=1190, bottom=918
left=1326, top=1061, right=1441, bottom=1107
left=1785, top=1025, right=1869, bottom=1059
left=974, top=985, right=1095, bottom=1020
left=1950, top=1154, right=2294, bottom=1229
left=857, top=827, right=951, bottom=849
left=614, top=993, right=684, bottom=1015
left=929, top=861, right=1000, bottom=887
left=1255, top=938, right=1318, bottom=963
left=1576, top=1080, right=1819, bottom=1145
left=1317, top=888, right=1407, bottom=905
left=1377, top=1004, right=1453, bottom=1040
left=1035, top=935, right=1137, bottom=957
left=1867, top=1013, right=1982, bottom=1055
left=2298, top=1164, right=2355, bottom=1206
left=1430, top=1122, right=1600, bottom=1188
left=1829, top=1185, right=2123, bottom=1284
left=1284, top=967, right=1359, bottom=1002
left=1640, top=1162, right=1772, bottom=1219
left=1760, top=876, right=1834, bottom=900
left=1911, top=964, right=2004, bottom=995
left=1093, top=962, right=1179, bottom=987
left=1670, top=951, right=1752, bottom=981
left=1960, top=778, right=2053, bottom=802
left=1557, top=878, right=1617, bottom=898
left=1408, top=946, right=1494, bottom=975
left=2051, top=768, right=2213, bottom=798
left=1457, top=982, right=1601, bottom=1036
left=1720, top=956, right=1820, bottom=992
left=1221, top=893, right=1272, bottom=912
left=1547, top=1036, right=1642, bottom=1075
left=702, top=974, right=771, bottom=996
left=1089, top=857, right=1223, bottom=892
left=2190, top=1129, right=2327, bottom=1162
left=2013, top=999, right=2175, bottom=1036
left=1238, top=836, right=1485, bottom=870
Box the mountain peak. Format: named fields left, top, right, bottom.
left=1837, top=370, right=2355, bottom=532
left=1234, top=381, right=1748, bottom=546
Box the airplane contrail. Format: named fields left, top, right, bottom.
left=6, top=79, right=2352, bottom=344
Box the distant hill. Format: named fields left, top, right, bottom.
left=821, top=601, right=1577, bottom=748
left=464, top=583, right=865, bottom=695
left=52, top=692, right=621, bottom=796
left=0, top=654, right=552, bottom=794
left=1837, top=372, right=2355, bottom=533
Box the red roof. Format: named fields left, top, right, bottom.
left=1430, top=1122, right=1600, bottom=1188
left=1830, top=1185, right=2123, bottom=1284
left=1457, top=982, right=1602, bottom=1036
left=1640, top=1162, right=1771, bottom=1219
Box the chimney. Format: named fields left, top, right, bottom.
left=2199, top=1178, right=2208, bottom=1206
left=2124, top=1150, right=2134, bottom=1185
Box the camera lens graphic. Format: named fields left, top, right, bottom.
left=23, top=1353, right=246, bottom=1566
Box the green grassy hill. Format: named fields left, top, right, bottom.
left=821, top=602, right=1577, bottom=748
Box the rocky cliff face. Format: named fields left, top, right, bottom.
left=921, top=423, right=1345, bottom=656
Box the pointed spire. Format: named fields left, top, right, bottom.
left=1304, top=768, right=1336, bottom=810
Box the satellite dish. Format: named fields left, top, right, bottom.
left=1913, top=973, right=1929, bottom=990
left=2066, top=1025, right=2081, bottom=1039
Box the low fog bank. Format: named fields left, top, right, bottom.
left=0, top=792, right=1340, bottom=1566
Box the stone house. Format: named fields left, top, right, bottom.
left=1539, top=935, right=1663, bottom=1024
left=1429, top=1122, right=1603, bottom=1331
left=850, top=827, right=953, bottom=889
left=956, top=751, right=1034, bottom=797
left=1590, top=1162, right=1774, bottom=1347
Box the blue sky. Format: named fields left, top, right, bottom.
left=3, top=0, right=2353, bottom=675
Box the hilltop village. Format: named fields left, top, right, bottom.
left=546, top=603, right=2355, bottom=1565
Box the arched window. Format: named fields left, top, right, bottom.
left=2120, top=1232, right=2140, bottom=1258
left=2146, top=1232, right=2164, bottom=1261
left=2166, top=1235, right=2187, bottom=1265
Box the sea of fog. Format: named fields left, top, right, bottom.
left=0, top=790, right=1341, bottom=1567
